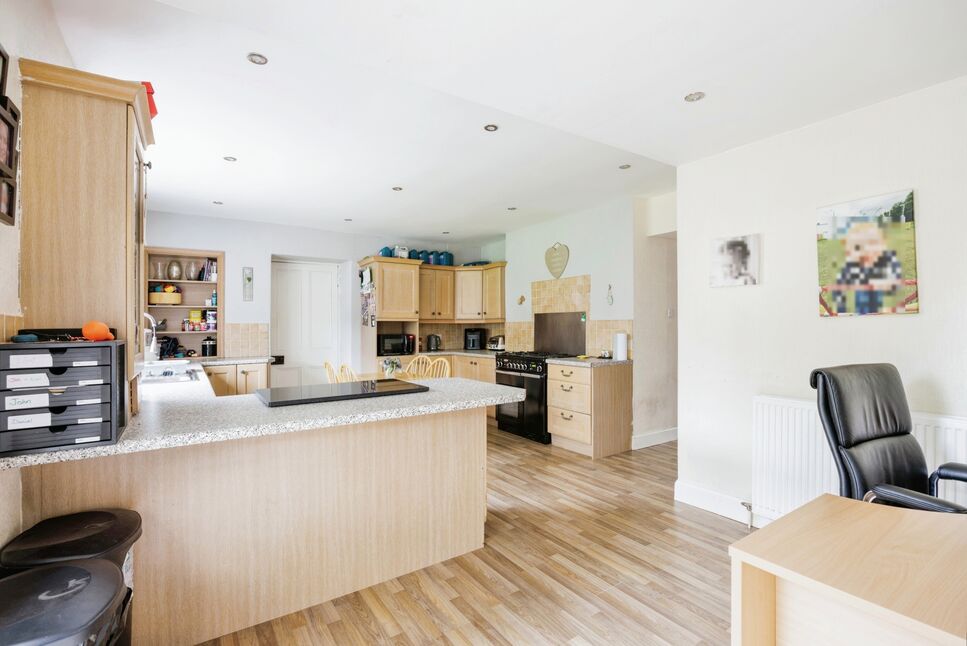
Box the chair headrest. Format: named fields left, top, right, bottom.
left=809, top=363, right=911, bottom=447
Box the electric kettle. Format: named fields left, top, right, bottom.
left=427, top=334, right=442, bottom=351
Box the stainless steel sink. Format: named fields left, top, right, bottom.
left=142, top=361, right=200, bottom=384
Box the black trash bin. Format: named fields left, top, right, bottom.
left=0, top=559, right=130, bottom=645
left=0, top=509, right=142, bottom=645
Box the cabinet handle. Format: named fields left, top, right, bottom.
left=144, top=161, right=153, bottom=170
left=477, top=312, right=481, bottom=316
left=561, top=370, right=573, bottom=377
left=560, top=384, right=573, bottom=392
left=560, top=412, right=573, bottom=421
left=241, top=370, right=251, bottom=375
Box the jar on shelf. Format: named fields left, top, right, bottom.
left=185, top=260, right=200, bottom=281
left=152, top=260, right=165, bottom=280
left=166, top=260, right=183, bottom=280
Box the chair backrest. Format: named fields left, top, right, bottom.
left=324, top=362, right=339, bottom=384
left=426, top=358, right=450, bottom=378
left=407, top=355, right=432, bottom=377
left=339, top=364, right=357, bottom=382
left=810, top=363, right=928, bottom=499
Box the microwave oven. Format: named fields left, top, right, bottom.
left=377, top=334, right=415, bottom=356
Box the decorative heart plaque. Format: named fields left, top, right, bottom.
left=545, top=242, right=569, bottom=279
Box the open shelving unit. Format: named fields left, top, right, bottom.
left=146, top=246, right=225, bottom=358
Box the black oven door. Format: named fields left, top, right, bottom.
left=495, top=370, right=549, bottom=444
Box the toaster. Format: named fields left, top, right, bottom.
left=487, top=335, right=505, bottom=351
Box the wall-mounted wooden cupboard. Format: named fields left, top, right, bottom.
left=19, top=59, right=154, bottom=415
left=359, top=257, right=507, bottom=324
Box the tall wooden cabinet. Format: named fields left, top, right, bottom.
left=19, top=60, right=154, bottom=414
left=419, top=267, right=455, bottom=321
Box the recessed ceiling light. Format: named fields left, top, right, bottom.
left=684, top=91, right=706, bottom=103
left=441, top=231, right=450, bottom=235
left=247, top=52, right=268, bottom=65
left=618, top=164, right=631, bottom=170
left=507, top=207, right=517, bottom=211
left=484, top=124, right=499, bottom=132
left=223, top=156, right=237, bottom=162
left=392, top=186, right=403, bottom=191
left=212, top=200, right=223, bottom=205
left=344, top=218, right=353, bottom=222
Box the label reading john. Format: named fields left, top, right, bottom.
left=6, top=373, right=50, bottom=389
left=8, top=354, right=52, bottom=369
left=4, top=393, right=49, bottom=410
left=7, top=412, right=52, bottom=430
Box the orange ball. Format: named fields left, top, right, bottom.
left=82, top=320, right=114, bottom=341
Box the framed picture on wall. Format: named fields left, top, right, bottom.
left=0, top=178, right=15, bottom=226
left=710, top=234, right=760, bottom=287
left=0, top=42, right=8, bottom=99
left=0, top=102, right=18, bottom=180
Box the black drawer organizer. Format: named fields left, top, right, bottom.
left=0, top=341, right=125, bottom=457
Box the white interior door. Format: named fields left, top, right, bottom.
left=271, top=260, right=340, bottom=386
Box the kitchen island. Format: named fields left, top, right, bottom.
left=9, top=363, right=524, bottom=645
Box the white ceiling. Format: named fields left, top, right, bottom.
left=51, top=0, right=967, bottom=240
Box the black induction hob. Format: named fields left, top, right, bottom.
left=255, top=379, right=429, bottom=407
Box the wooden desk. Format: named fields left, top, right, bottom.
left=730, top=494, right=967, bottom=645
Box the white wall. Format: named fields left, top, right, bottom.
left=0, top=0, right=74, bottom=545
left=676, top=76, right=967, bottom=518
left=633, top=195, right=677, bottom=446
left=146, top=211, right=481, bottom=367
left=0, top=0, right=74, bottom=314
left=504, top=197, right=635, bottom=321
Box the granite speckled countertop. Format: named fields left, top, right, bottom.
left=0, top=366, right=524, bottom=470
left=422, top=349, right=500, bottom=358
left=546, top=357, right=633, bottom=368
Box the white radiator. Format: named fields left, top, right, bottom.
left=752, top=395, right=967, bottom=525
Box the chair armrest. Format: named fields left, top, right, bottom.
left=867, top=484, right=967, bottom=513
left=929, top=462, right=967, bottom=494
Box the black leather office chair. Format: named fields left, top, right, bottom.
left=810, top=363, right=967, bottom=513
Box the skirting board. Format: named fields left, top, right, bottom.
left=674, top=479, right=764, bottom=527
left=632, top=427, right=677, bottom=450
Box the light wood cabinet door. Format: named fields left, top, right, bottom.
left=451, top=356, right=477, bottom=379
left=236, top=363, right=268, bottom=394
left=454, top=270, right=483, bottom=320
left=377, top=263, right=420, bottom=320
left=435, top=270, right=455, bottom=320
left=419, top=269, right=436, bottom=321
left=205, top=365, right=238, bottom=397
left=482, top=266, right=504, bottom=320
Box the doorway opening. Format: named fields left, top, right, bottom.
left=270, top=257, right=341, bottom=387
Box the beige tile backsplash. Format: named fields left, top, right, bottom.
left=419, top=322, right=505, bottom=350
left=504, top=274, right=632, bottom=358
left=222, top=323, right=269, bottom=357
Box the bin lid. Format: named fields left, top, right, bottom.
left=0, top=559, right=126, bottom=646
left=0, top=509, right=142, bottom=568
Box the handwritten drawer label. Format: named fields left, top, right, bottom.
left=8, top=412, right=52, bottom=430
left=76, top=398, right=101, bottom=406
left=9, top=354, right=53, bottom=369
left=72, top=360, right=98, bottom=367
left=78, top=417, right=103, bottom=424
left=75, top=436, right=100, bottom=444
left=78, top=379, right=104, bottom=386
left=6, top=373, right=50, bottom=389
left=4, top=393, right=50, bottom=410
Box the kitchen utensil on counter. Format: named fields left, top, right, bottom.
left=613, top=332, right=628, bottom=360
left=201, top=336, right=217, bottom=357
left=427, top=334, right=442, bottom=352
left=464, top=328, right=485, bottom=351
left=487, top=335, right=505, bottom=351
left=166, top=260, right=183, bottom=280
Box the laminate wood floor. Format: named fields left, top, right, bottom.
left=201, top=427, right=746, bottom=645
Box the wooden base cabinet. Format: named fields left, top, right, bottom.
left=205, top=362, right=269, bottom=397
left=548, top=363, right=633, bottom=459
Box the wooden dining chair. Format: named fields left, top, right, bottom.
left=426, top=358, right=451, bottom=378
left=339, top=364, right=357, bottom=382
left=324, top=362, right=339, bottom=384
left=407, top=355, right=433, bottom=377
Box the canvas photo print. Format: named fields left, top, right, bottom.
left=817, top=189, right=918, bottom=317
left=710, top=234, right=760, bottom=287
